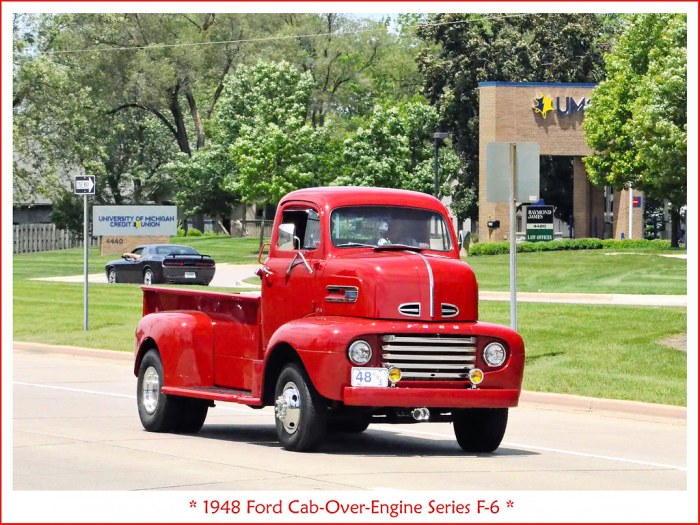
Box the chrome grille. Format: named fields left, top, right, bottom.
left=398, top=303, right=421, bottom=317
left=381, top=334, right=477, bottom=380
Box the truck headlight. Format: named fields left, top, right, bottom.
left=483, top=342, right=507, bottom=367
left=348, top=340, right=372, bottom=365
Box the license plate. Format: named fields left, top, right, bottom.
left=351, top=367, right=389, bottom=388
left=184, top=272, right=196, bottom=279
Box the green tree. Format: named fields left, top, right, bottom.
left=417, top=13, right=615, bottom=221
left=583, top=14, right=686, bottom=246
left=335, top=99, right=461, bottom=197
left=210, top=61, right=330, bottom=244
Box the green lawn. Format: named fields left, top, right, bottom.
left=466, top=249, right=687, bottom=295
left=11, top=238, right=688, bottom=406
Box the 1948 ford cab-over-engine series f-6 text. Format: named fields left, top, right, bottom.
left=134, top=187, right=525, bottom=452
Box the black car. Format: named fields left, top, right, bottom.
left=105, top=244, right=216, bottom=285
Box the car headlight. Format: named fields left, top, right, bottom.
left=348, top=340, right=372, bottom=365
left=483, top=342, right=507, bottom=367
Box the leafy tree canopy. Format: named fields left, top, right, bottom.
left=583, top=14, right=686, bottom=245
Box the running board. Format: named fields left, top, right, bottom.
left=161, top=385, right=262, bottom=406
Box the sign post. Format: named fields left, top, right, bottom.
left=486, top=142, right=540, bottom=331
left=75, top=175, right=95, bottom=331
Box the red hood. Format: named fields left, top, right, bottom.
left=319, top=251, right=478, bottom=322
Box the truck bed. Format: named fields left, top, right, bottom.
left=141, top=286, right=262, bottom=391
left=142, top=285, right=260, bottom=316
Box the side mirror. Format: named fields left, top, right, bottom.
left=278, top=223, right=296, bottom=250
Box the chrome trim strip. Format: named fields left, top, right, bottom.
left=410, top=252, right=434, bottom=318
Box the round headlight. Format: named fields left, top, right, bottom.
left=483, top=342, right=507, bottom=367
left=348, top=340, right=372, bottom=365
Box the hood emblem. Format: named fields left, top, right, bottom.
left=398, top=303, right=421, bottom=317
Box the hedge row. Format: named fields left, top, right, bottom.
left=468, top=238, right=673, bottom=256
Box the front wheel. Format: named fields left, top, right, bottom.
left=107, top=268, right=117, bottom=284
left=143, top=268, right=154, bottom=285
left=274, top=363, right=327, bottom=452
left=452, top=408, right=508, bottom=453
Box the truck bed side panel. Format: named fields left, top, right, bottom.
left=140, top=286, right=262, bottom=391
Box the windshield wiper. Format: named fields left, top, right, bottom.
left=374, top=244, right=424, bottom=252
left=336, top=242, right=376, bottom=248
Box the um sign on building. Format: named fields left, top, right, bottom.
left=477, top=82, right=644, bottom=241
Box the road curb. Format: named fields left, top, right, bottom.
left=14, top=341, right=686, bottom=420
left=519, top=390, right=686, bottom=420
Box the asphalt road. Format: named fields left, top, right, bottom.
left=12, top=345, right=686, bottom=492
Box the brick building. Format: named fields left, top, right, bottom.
left=477, top=82, right=644, bottom=241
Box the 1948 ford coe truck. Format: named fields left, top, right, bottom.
left=134, top=187, right=525, bottom=452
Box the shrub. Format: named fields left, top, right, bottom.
left=468, top=238, right=673, bottom=256
left=186, top=227, right=203, bottom=237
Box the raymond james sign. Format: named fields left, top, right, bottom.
left=93, top=206, right=178, bottom=236
left=526, top=205, right=555, bottom=242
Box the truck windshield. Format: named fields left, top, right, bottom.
left=331, top=206, right=452, bottom=252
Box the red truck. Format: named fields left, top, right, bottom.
left=134, top=187, right=525, bottom=452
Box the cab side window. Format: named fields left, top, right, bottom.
left=277, top=208, right=320, bottom=251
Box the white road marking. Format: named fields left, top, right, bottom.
left=14, top=381, right=686, bottom=471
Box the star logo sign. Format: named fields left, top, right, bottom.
left=533, top=93, right=555, bottom=118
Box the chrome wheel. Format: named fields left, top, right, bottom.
left=141, top=365, right=160, bottom=415
left=108, top=268, right=117, bottom=283
left=143, top=269, right=153, bottom=285
left=275, top=381, right=301, bottom=435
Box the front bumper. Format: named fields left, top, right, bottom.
left=343, top=386, right=520, bottom=408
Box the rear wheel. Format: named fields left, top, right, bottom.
left=107, top=268, right=117, bottom=284
left=452, top=408, right=508, bottom=453
left=143, top=268, right=154, bottom=285
left=137, top=350, right=180, bottom=432
left=274, top=363, right=327, bottom=452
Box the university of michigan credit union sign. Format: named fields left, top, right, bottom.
left=93, top=205, right=178, bottom=236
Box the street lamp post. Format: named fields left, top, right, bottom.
left=433, top=132, right=449, bottom=198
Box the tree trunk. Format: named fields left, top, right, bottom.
left=259, top=206, right=266, bottom=250
left=169, top=85, right=191, bottom=155
left=670, top=208, right=681, bottom=248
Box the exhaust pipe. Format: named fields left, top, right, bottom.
left=411, top=407, right=430, bottom=421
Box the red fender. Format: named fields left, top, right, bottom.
left=135, top=311, right=214, bottom=388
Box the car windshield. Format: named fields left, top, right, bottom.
left=330, top=206, right=452, bottom=252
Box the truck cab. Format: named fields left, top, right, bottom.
left=134, top=187, right=525, bottom=452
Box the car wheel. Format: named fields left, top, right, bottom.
left=274, top=363, right=327, bottom=452
left=107, top=268, right=117, bottom=284
left=452, top=408, right=508, bottom=453
left=143, top=268, right=154, bottom=285
left=175, top=398, right=209, bottom=434
left=136, top=349, right=180, bottom=432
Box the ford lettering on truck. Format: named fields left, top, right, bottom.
left=134, top=187, right=525, bottom=452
